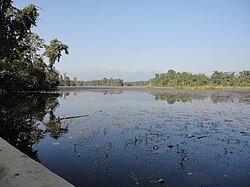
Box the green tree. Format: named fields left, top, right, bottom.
left=78, top=78, right=124, bottom=87
left=211, top=71, right=223, bottom=85
left=0, top=1, right=69, bottom=91
left=238, top=70, right=250, bottom=86
left=44, top=39, right=69, bottom=69
left=64, top=74, right=71, bottom=86
left=72, top=77, right=77, bottom=86
left=211, top=71, right=235, bottom=86
left=150, top=70, right=250, bottom=88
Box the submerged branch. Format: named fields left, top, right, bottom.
left=58, top=115, right=90, bottom=121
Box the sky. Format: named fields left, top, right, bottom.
left=14, top=0, right=250, bottom=81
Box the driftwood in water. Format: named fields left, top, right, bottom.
left=58, top=115, right=90, bottom=121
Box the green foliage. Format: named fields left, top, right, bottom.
left=152, top=70, right=178, bottom=87
left=59, top=74, right=75, bottom=86
left=60, top=69, right=249, bottom=88
left=0, top=1, right=69, bottom=91
left=238, top=70, right=250, bottom=86
left=151, top=70, right=250, bottom=87
left=44, top=39, right=69, bottom=69
left=124, top=81, right=149, bottom=86
left=77, top=78, right=124, bottom=87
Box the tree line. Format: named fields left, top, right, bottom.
left=151, top=70, right=250, bottom=87
left=124, top=81, right=149, bottom=86
left=59, top=77, right=152, bottom=87
left=78, top=78, right=124, bottom=87
left=61, top=70, right=249, bottom=88
left=0, top=1, right=68, bottom=92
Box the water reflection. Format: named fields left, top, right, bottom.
left=0, top=93, right=68, bottom=161
left=154, top=93, right=194, bottom=104
left=1, top=90, right=249, bottom=161
left=0, top=90, right=249, bottom=186
left=153, top=91, right=250, bottom=104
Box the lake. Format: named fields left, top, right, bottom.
left=0, top=89, right=249, bottom=186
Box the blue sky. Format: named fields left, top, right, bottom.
left=15, top=0, right=250, bottom=80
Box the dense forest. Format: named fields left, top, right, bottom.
left=0, top=1, right=68, bottom=92
left=124, top=81, right=149, bottom=86
left=151, top=70, right=250, bottom=87
left=59, top=77, right=124, bottom=87
left=79, top=78, right=124, bottom=87
left=60, top=70, right=250, bottom=88
left=59, top=76, right=151, bottom=87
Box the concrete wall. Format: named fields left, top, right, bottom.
left=0, top=137, right=74, bottom=187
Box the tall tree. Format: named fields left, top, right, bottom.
left=44, top=39, right=69, bottom=69
left=0, top=1, right=69, bottom=91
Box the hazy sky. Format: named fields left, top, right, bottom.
left=15, top=0, right=250, bottom=80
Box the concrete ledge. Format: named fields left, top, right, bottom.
left=0, top=137, right=74, bottom=187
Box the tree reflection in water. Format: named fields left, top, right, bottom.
left=0, top=92, right=68, bottom=162
left=154, top=91, right=250, bottom=104
left=0, top=90, right=249, bottom=186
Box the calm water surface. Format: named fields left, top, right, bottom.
left=0, top=89, right=250, bottom=186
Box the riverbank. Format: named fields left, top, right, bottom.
left=1, top=86, right=249, bottom=95
left=58, top=85, right=250, bottom=91
left=0, top=137, right=74, bottom=187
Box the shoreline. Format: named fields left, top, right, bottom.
left=58, top=86, right=250, bottom=92
left=1, top=86, right=250, bottom=95
left=0, top=137, right=74, bottom=187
